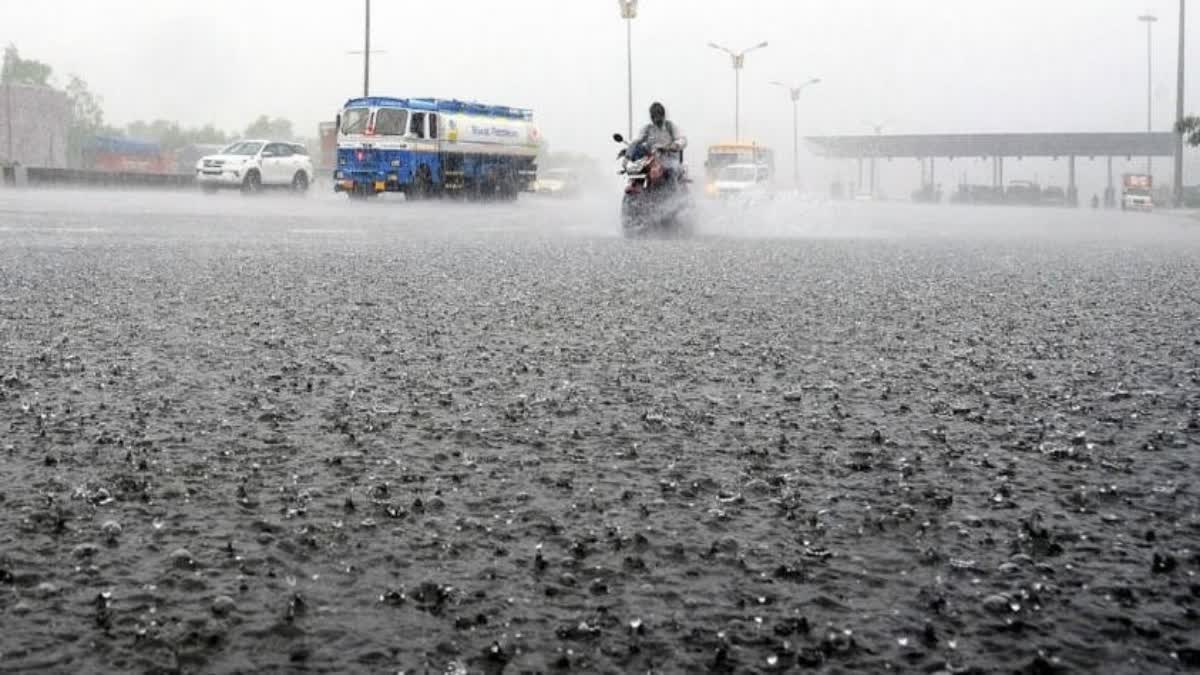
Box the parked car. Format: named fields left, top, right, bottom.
left=195, top=140, right=313, bottom=194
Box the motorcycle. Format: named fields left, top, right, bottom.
left=613, top=133, right=695, bottom=238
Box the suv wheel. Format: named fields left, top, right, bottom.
left=291, top=171, right=309, bottom=194
left=241, top=170, right=262, bottom=194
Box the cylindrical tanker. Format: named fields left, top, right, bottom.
left=441, top=111, right=540, bottom=158
left=333, top=96, right=540, bottom=200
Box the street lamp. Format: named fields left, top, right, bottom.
left=1139, top=12, right=1157, bottom=176
left=770, top=78, right=821, bottom=190
left=708, top=41, right=769, bottom=141
left=618, top=1, right=640, bottom=140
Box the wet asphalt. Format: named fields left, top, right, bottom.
left=0, top=187, right=1198, bottom=673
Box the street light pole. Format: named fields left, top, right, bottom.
left=619, top=1, right=640, bottom=140
left=627, top=17, right=633, bottom=139
left=4, top=79, right=12, bottom=166
left=709, top=41, right=769, bottom=141
left=865, top=121, right=887, bottom=197
left=736, top=64, right=741, bottom=142
left=1174, top=0, right=1186, bottom=208
left=1139, top=13, right=1158, bottom=177
left=771, top=78, right=821, bottom=190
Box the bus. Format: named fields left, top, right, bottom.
left=704, top=142, right=775, bottom=196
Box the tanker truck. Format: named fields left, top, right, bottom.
left=333, top=96, right=540, bottom=200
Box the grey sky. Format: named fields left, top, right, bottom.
left=2, top=0, right=1193, bottom=168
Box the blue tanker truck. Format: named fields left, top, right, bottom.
left=333, top=97, right=540, bottom=200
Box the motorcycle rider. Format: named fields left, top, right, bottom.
left=633, top=102, right=687, bottom=178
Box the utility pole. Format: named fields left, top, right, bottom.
left=347, top=0, right=385, bottom=99
left=1175, top=0, right=1186, bottom=207
left=1139, top=13, right=1158, bottom=177
left=364, top=0, right=371, bottom=97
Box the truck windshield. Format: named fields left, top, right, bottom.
left=708, top=152, right=743, bottom=169
left=224, top=142, right=263, bottom=156
left=340, top=108, right=370, bottom=135
left=375, top=109, right=408, bottom=136
left=720, top=166, right=757, bottom=182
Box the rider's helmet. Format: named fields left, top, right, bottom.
left=649, top=102, right=666, bottom=126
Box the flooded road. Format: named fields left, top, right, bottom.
left=1, top=188, right=1198, bottom=672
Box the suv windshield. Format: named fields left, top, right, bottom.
left=340, top=108, right=371, bottom=135
left=223, top=142, right=263, bottom=156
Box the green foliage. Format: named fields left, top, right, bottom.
left=63, top=74, right=120, bottom=159
left=65, top=75, right=105, bottom=132
left=1177, top=116, right=1200, bottom=147
left=125, top=120, right=230, bottom=151
left=1, top=44, right=52, bottom=86
left=243, top=115, right=295, bottom=140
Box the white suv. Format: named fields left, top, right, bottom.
left=196, top=140, right=314, bottom=194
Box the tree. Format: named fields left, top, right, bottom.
left=243, top=115, right=295, bottom=140
left=64, top=74, right=120, bottom=162
left=125, top=119, right=230, bottom=151
left=1, top=44, right=52, bottom=86
left=1177, top=116, right=1200, bottom=147
left=65, top=75, right=106, bottom=133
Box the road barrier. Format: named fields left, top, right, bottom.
left=1, top=165, right=195, bottom=189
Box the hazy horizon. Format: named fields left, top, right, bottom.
left=3, top=1, right=1195, bottom=194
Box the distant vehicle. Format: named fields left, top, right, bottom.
left=195, top=140, right=314, bottom=194
left=334, top=96, right=539, bottom=200
left=713, top=163, right=771, bottom=199
left=1121, top=173, right=1153, bottom=211
left=85, top=136, right=172, bottom=174
left=534, top=168, right=580, bottom=197
left=911, top=183, right=942, bottom=203
left=1041, top=185, right=1067, bottom=207
left=704, top=142, right=774, bottom=197
left=1004, top=179, right=1041, bottom=205
left=951, top=184, right=1003, bottom=204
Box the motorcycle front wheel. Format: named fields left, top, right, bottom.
left=620, top=193, right=649, bottom=239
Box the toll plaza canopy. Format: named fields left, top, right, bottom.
left=806, top=132, right=1178, bottom=159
